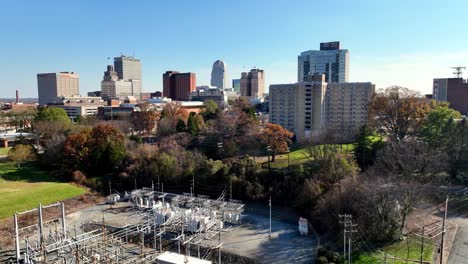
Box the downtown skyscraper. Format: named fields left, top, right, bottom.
left=163, top=71, right=196, bottom=101
left=240, top=68, right=265, bottom=99
left=211, top=60, right=228, bottom=90
left=101, top=55, right=142, bottom=100
left=37, top=72, right=80, bottom=105
left=298, top=41, right=349, bottom=83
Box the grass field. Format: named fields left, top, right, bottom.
left=0, top=147, right=10, bottom=156
left=0, top=162, right=86, bottom=219
left=269, top=144, right=355, bottom=169
left=353, top=237, right=433, bottom=264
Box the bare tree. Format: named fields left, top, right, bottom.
left=367, top=140, right=448, bottom=230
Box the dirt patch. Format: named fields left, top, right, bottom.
left=0, top=192, right=103, bottom=250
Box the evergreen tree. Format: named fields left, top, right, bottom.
left=354, top=125, right=382, bottom=169
left=176, top=118, right=186, bottom=132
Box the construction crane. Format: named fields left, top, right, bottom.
left=452, top=66, right=466, bottom=78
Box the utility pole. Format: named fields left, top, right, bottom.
left=269, top=196, right=272, bottom=239
left=348, top=234, right=351, bottom=264
left=348, top=223, right=357, bottom=264
left=192, top=172, right=195, bottom=197
left=229, top=178, right=232, bottom=201
left=339, top=214, right=351, bottom=261
left=420, top=225, right=425, bottom=264
left=440, top=195, right=449, bottom=264
left=339, top=214, right=356, bottom=264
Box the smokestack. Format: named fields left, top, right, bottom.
left=16, top=90, right=19, bottom=104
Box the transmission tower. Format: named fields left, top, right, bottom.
left=452, top=66, right=466, bottom=78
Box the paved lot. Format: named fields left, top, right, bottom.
left=204, top=211, right=316, bottom=264
left=448, top=218, right=468, bottom=264
left=65, top=202, right=316, bottom=264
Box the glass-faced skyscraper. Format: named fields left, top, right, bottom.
left=211, top=60, right=227, bottom=89
left=297, top=41, right=349, bottom=83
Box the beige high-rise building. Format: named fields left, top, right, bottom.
left=325, top=82, right=374, bottom=134
left=37, top=72, right=79, bottom=105
left=101, top=65, right=142, bottom=100
left=240, top=68, right=265, bottom=99
left=269, top=74, right=374, bottom=140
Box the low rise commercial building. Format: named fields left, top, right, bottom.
left=48, top=95, right=106, bottom=121
left=191, top=87, right=227, bottom=108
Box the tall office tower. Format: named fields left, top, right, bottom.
left=211, top=60, right=228, bottom=89
left=232, top=79, right=241, bottom=93
left=240, top=68, right=265, bottom=99
left=101, top=65, right=142, bottom=100
left=433, top=78, right=468, bottom=115
left=114, top=55, right=142, bottom=80
left=163, top=71, right=196, bottom=101
left=37, top=72, right=80, bottom=105
left=298, top=41, right=349, bottom=83
left=269, top=74, right=374, bottom=140
left=112, top=55, right=142, bottom=99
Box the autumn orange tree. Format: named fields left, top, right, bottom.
left=131, top=102, right=160, bottom=135
left=261, top=123, right=293, bottom=162
left=63, top=124, right=126, bottom=175
left=368, top=86, right=430, bottom=141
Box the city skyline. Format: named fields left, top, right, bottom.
left=1, top=0, right=468, bottom=97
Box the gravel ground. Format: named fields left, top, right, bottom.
left=66, top=202, right=317, bottom=264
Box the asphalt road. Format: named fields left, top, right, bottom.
left=447, top=219, right=468, bottom=264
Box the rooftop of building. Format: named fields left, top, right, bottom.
left=114, top=55, right=141, bottom=62
left=156, top=251, right=212, bottom=264
left=37, top=72, right=79, bottom=77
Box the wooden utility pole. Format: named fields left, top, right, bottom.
left=440, top=195, right=449, bottom=264
left=420, top=225, right=425, bottom=264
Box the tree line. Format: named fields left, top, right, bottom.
left=3, top=87, right=467, bottom=249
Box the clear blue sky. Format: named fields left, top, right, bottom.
left=1, top=0, right=468, bottom=97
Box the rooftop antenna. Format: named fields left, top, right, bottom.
left=452, top=66, right=466, bottom=78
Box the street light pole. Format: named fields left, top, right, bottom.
left=269, top=195, right=272, bottom=239
left=266, top=147, right=272, bottom=177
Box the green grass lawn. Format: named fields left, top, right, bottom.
left=0, top=162, right=86, bottom=219
left=268, top=143, right=355, bottom=169
left=354, top=237, right=433, bottom=264
left=0, top=147, right=10, bottom=156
